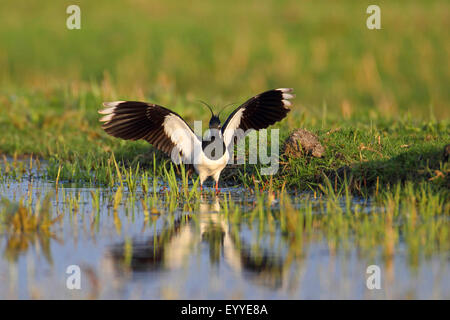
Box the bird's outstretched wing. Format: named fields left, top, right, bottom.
left=99, top=101, right=201, bottom=162
left=221, top=88, right=294, bottom=148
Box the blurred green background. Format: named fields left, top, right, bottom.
left=0, top=0, right=448, bottom=119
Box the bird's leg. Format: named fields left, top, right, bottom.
left=215, top=181, right=219, bottom=194
left=199, top=175, right=206, bottom=194
left=212, top=172, right=221, bottom=194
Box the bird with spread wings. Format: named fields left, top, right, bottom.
left=99, top=88, right=294, bottom=191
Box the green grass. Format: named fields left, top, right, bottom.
left=1, top=0, right=449, bottom=116
left=1, top=104, right=448, bottom=196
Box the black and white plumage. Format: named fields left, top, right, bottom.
left=99, top=88, right=294, bottom=191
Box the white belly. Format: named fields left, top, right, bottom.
left=194, top=150, right=229, bottom=179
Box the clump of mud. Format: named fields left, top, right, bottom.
left=282, top=129, right=325, bottom=158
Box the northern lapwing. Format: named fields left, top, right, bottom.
left=99, top=88, right=294, bottom=192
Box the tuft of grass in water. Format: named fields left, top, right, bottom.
left=0, top=195, right=60, bottom=234
left=0, top=194, right=62, bottom=263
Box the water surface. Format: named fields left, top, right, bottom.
left=0, top=163, right=448, bottom=299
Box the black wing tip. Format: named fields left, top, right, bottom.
left=98, top=101, right=154, bottom=123
left=98, top=101, right=126, bottom=123
left=98, top=101, right=125, bottom=112
left=276, top=87, right=294, bottom=93
left=275, top=88, right=295, bottom=108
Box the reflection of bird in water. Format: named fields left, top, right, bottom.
left=107, top=196, right=291, bottom=290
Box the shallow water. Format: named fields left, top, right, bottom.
left=0, top=163, right=449, bottom=299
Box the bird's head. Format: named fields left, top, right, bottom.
left=199, top=100, right=235, bottom=130
left=209, top=115, right=221, bottom=129
left=199, top=100, right=221, bottom=129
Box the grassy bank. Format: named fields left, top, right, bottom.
left=0, top=86, right=448, bottom=196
